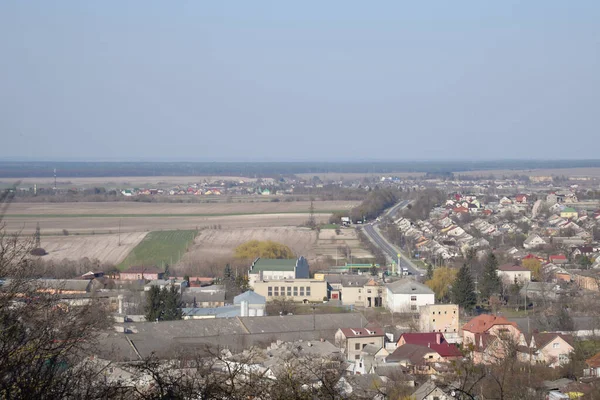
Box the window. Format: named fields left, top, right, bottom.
left=363, top=344, right=368, bottom=349
left=268, top=287, right=273, bottom=297
left=281, top=287, right=285, bottom=296
left=429, top=355, right=434, bottom=359
left=358, top=289, right=362, bottom=293
left=306, top=286, right=311, bottom=296
left=355, top=355, right=360, bottom=360
left=355, top=343, right=361, bottom=350
left=300, top=287, right=305, bottom=296
left=368, top=290, right=371, bottom=293
left=444, top=311, right=447, bottom=314
left=433, top=319, right=436, bottom=322
left=411, top=305, right=417, bottom=311
left=287, top=287, right=292, bottom=296
left=274, top=287, right=279, bottom=296
left=293, top=287, right=298, bottom=296
left=559, top=354, right=569, bottom=364
left=411, top=295, right=417, bottom=301
left=553, top=343, right=560, bottom=349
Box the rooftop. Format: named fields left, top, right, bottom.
left=339, top=327, right=385, bottom=338
left=498, top=264, right=530, bottom=272
left=386, top=279, right=434, bottom=295
left=399, top=333, right=462, bottom=358
left=249, top=258, right=298, bottom=273
left=462, top=314, right=518, bottom=334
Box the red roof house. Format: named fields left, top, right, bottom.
left=549, top=254, right=568, bottom=264
left=397, top=332, right=462, bottom=359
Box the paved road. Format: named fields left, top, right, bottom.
left=361, top=200, right=425, bottom=276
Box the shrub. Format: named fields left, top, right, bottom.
left=30, top=248, right=47, bottom=256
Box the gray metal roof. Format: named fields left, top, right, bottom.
left=233, top=290, right=266, bottom=305
left=386, top=279, right=434, bottom=295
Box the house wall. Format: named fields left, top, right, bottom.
left=423, top=387, right=451, bottom=400
left=120, top=272, right=162, bottom=281
left=497, top=270, right=532, bottom=285
left=419, top=304, right=459, bottom=333
left=537, top=337, right=573, bottom=367
left=463, top=324, right=521, bottom=346
left=249, top=271, right=294, bottom=287
left=363, top=285, right=385, bottom=308
left=341, top=286, right=363, bottom=306
left=252, top=280, right=327, bottom=302
left=386, top=290, right=435, bottom=313
left=343, top=336, right=385, bottom=361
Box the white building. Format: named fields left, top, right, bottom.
left=248, top=257, right=310, bottom=287
left=497, top=264, right=532, bottom=285
left=385, top=280, right=435, bottom=313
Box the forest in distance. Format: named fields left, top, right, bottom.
left=2, top=160, right=600, bottom=178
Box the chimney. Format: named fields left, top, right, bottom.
left=436, top=333, right=441, bottom=345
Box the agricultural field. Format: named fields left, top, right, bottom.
left=118, top=230, right=198, bottom=270
left=179, top=227, right=318, bottom=266
left=1, top=201, right=356, bottom=235
left=39, top=232, right=148, bottom=265
left=179, top=227, right=373, bottom=267
left=314, top=228, right=373, bottom=261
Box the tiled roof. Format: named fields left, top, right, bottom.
left=533, top=333, right=574, bottom=349
left=462, top=314, right=518, bottom=334
left=586, top=352, right=600, bottom=368
left=498, top=264, right=529, bottom=272
left=122, top=265, right=163, bottom=274
left=399, top=333, right=462, bottom=358
left=339, top=327, right=385, bottom=338
left=386, top=344, right=432, bottom=364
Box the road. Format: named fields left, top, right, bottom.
left=361, top=200, right=425, bottom=276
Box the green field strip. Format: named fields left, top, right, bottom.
left=117, top=230, right=198, bottom=270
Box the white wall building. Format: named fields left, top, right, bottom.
left=385, top=280, right=435, bottom=313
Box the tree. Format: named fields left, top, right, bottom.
left=522, top=258, right=542, bottom=280
left=0, top=223, right=116, bottom=398
left=426, top=263, right=434, bottom=280
left=145, top=286, right=162, bottom=322
left=234, top=240, right=294, bottom=259
left=160, top=286, right=183, bottom=321
left=451, top=264, right=477, bottom=312
left=425, top=267, right=457, bottom=302
left=224, top=263, right=232, bottom=280
left=144, top=285, right=182, bottom=321
left=479, top=252, right=502, bottom=302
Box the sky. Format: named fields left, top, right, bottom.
left=1, top=1, right=599, bottom=162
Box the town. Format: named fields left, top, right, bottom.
left=3, top=169, right=600, bottom=399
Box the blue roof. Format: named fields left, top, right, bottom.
left=234, top=290, right=266, bottom=305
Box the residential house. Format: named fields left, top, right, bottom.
left=523, top=234, right=547, bottom=249
left=180, top=290, right=226, bottom=308
left=385, top=279, right=435, bottom=313
left=418, top=304, right=460, bottom=334
left=584, top=351, right=600, bottom=377
left=411, top=379, right=455, bottom=400
left=497, top=264, right=532, bottom=285
left=515, top=194, right=528, bottom=204
left=462, top=315, right=522, bottom=364
left=549, top=254, right=568, bottom=264
left=519, top=333, right=574, bottom=368
left=335, top=326, right=386, bottom=361
left=397, top=332, right=462, bottom=362
left=572, top=270, right=600, bottom=292
left=144, top=279, right=188, bottom=292
left=338, top=276, right=370, bottom=306
left=386, top=344, right=443, bottom=374
left=252, top=279, right=328, bottom=302
left=248, top=257, right=309, bottom=287
left=363, top=278, right=384, bottom=308
left=119, top=266, right=164, bottom=281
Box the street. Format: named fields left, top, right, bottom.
left=361, top=199, right=425, bottom=276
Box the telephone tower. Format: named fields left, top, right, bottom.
left=35, top=222, right=41, bottom=248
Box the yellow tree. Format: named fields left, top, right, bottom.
left=426, top=266, right=458, bottom=302
left=234, top=240, right=295, bottom=259
left=522, top=258, right=542, bottom=280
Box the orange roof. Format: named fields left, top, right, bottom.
left=462, top=314, right=518, bottom=334
left=587, top=352, right=600, bottom=368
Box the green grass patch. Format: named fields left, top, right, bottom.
left=412, top=260, right=428, bottom=269
left=118, top=230, right=197, bottom=271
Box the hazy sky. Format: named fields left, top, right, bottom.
left=1, top=1, right=599, bottom=162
